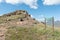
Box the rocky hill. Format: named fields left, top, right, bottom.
left=0, top=10, right=44, bottom=40
left=0, top=10, right=60, bottom=40
left=0, top=10, right=40, bottom=26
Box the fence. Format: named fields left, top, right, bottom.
left=40, top=17, right=55, bottom=40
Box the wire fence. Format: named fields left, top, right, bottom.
left=39, top=17, right=60, bottom=40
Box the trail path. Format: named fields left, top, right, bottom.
left=0, top=24, right=7, bottom=40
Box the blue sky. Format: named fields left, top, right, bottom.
left=0, top=0, right=60, bottom=21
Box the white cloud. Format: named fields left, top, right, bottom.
left=35, top=14, right=45, bottom=22
left=43, top=0, right=60, bottom=5
left=31, top=15, right=34, bottom=18
left=5, top=0, right=22, bottom=4
left=5, top=0, right=38, bottom=9
left=0, top=0, right=2, bottom=3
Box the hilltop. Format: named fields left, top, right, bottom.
left=0, top=10, right=40, bottom=26
left=0, top=10, right=45, bottom=28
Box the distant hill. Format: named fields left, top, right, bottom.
left=54, top=20, right=60, bottom=27
left=46, top=20, right=60, bottom=27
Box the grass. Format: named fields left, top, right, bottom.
left=0, top=14, right=26, bottom=24
left=5, top=25, right=60, bottom=40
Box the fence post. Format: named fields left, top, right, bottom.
left=45, top=18, right=46, bottom=30
left=52, top=17, right=55, bottom=40
left=44, top=18, right=47, bottom=40
left=52, top=17, right=54, bottom=32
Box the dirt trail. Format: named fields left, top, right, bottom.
left=0, top=25, right=7, bottom=40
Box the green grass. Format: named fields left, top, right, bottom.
left=0, top=14, right=26, bottom=24
left=5, top=26, right=60, bottom=40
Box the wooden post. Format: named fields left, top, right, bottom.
left=52, top=17, right=55, bottom=40
left=45, top=18, right=46, bottom=30
left=44, top=18, right=47, bottom=40
left=52, top=17, right=54, bottom=32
